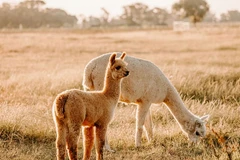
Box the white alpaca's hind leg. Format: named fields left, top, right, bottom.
left=135, top=102, right=151, bottom=147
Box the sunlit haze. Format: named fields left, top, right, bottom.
left=1, top=0, right=240, bottom=18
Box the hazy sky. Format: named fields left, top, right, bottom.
left=1, top=0, right=240, bottom=18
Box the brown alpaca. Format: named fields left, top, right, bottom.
left=52, top=52, right=129, bottom=160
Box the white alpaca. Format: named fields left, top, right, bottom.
left=52, top=53, right=129, bottom=160
left=82, top=52, right=209, bottom=149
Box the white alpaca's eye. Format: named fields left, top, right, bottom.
left=196, top=131, right=200, bottom=136
left=115, top=66, right=121, bottom=70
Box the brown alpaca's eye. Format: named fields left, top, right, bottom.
left=196, top=131, right=200, bottom=136
left=115, top=66, right=121, bottom=70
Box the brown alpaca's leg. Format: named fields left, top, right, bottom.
left=55, top=120, right=67, bottom=160
left=144, top=109, right=153, bottom=142
left=95, top=126, right=107, bottom=160
left=135, top=102, right=151, bottom=147
left=66, top=124, right=81, bottom=160
left=82, top=126, right=94, bottom=160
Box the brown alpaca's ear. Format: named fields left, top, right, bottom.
left=120, top=52, right=126, bottom=60
left=109, top=53, right=116, bottom=65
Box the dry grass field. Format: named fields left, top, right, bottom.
left=0, top=26, right=240, bottom=160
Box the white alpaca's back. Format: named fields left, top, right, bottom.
left=83, top=53, right=171, bottom=104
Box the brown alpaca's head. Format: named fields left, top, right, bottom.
left=109, top=52, right=129, bottom=80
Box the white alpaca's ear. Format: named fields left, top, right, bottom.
left=109, top=53, right=116, bottom=65
left=200, top=115, right=210, bottom=122
left=120, top=52, right=126, bottom=60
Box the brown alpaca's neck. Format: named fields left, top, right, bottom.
left=102, top=67, right=121, bottom=99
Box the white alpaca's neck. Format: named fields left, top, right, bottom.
left=164, top=84, right=196, bottom=128
left=102, top=67, right=121, bottom=99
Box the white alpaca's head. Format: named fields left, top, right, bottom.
left=109, top=52, right=129, bottom=80
left=183, top=115, right=209, bottom=143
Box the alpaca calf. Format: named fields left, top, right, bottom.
left=52, top=53, right=129, bottom=160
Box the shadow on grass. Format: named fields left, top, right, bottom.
left=0, top=124, right=55, bottom=145
left=0, top=124, right=56, bottom=160
left=1, top=124, right=239, bottom=160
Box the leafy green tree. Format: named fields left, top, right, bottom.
left=121, top=3, right=149, bottom=26
left=172, top=0, right=209, bottom=25
left=43, top=8, right=77, bottom=27
left=19, top=0, right=45, bottom=10
left=120, top=3, right=169, bottom=26
left=220, top=10, right=240, bottom=22
left=145, top=7, right=169, bottom=25
left=227, top=10, right=240, bottom=22
left=203, top=12, right=217, bottom=22
left=0, top=3, right=11, bottom=27
left=220, top=13, right=229, bottom=22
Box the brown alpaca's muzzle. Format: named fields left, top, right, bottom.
left=124, top=71, right=130, bottom=77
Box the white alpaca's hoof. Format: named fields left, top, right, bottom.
left=104, top=145, right=115, bottom=153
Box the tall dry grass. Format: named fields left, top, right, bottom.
left=0, top=26, right=239, bottom=159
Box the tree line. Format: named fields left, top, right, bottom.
left=0, top=0, right=77, bottom=28
left=81, top=0, right=240, bottom=28
left=80, top=3, right=171, bottom=28
left=1, top=0, right=240, bottom=29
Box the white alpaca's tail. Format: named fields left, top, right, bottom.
left=82, top=59, right=98, bottom=91
left=53, top=93, right=68, bottom=119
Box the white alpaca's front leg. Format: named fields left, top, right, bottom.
left=144, top=109, right=153, bottom=142
left=104, top=136, right=115, bottom=152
